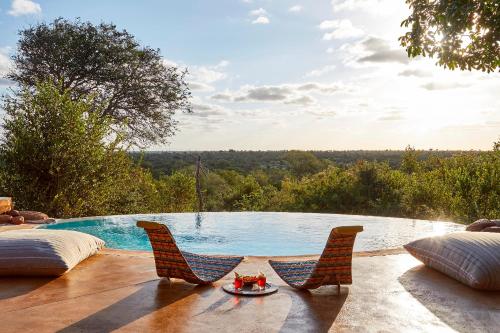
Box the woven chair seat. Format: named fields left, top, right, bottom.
left=269, top=226, right=363, bottom=290
left=137, top=221, right=243, bottom=284
left=182, top=251, right=245, bottom=282
left=267, top=260, right=317, bottom=288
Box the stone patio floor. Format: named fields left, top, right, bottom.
left=1, top=247, right=499, bottom=333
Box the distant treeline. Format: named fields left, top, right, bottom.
left=120, top=148, right=499, bottom=224
left=131, top=150, right=467, bottom=177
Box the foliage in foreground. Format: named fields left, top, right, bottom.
left=0, top=82, right=196, bottom=217
left=400, top=0, right=500, bottom=72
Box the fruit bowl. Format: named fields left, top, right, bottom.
left=241, top=275, right=258, bottom=286
left=235, top=272, right=262, bottom=286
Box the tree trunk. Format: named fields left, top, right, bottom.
left=195, top=156, right=204, bottom=212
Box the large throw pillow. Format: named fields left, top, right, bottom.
left=404, top=232, right=500, bottom=290
left=0, top=229, right=105, bottom=276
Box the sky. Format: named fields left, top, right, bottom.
left=0, top=0, right=499, bottom=151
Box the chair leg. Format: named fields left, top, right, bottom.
left=337, top=282, right=340, bottom=294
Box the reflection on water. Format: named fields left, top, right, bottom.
left=195, top=212, right=203, bottom=229
left=41, top=212, right=465, bottom=256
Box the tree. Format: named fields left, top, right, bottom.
left=400, top=0, right=500, bottom=72
left=7, top=18, right=191, bottom=146
left=155, top=171, right=197, bottom=212
left=0, top=81, right=144, bottom=217
left=283, top=151, right=328, bottom=179
left=401, top=145, right=420, bottom=174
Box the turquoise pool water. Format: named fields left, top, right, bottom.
left=40, top=212, right=464, bottom=256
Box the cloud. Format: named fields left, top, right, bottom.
left=398, top=69, right=432, bottom=77
left=326, top=47, right=334, bottom=54
left=211, top=93, right=233, bottom=102
left=305, top=65, right=336, bottom=77
left=320, top=19, right=364, bottom=40
left=284, top=95, right=315, bottom=106
left=163, top=58, right=179, bottom=68
left=331, top=0, right=393, bottom=14
left=252, top=16, right=270, bottom=24
left=237, top=86, right=292, bottom=102
left=190, top=103, right=227, bottom=117
left=190, top=66, right=226, bottom=83
left=296, top=82, right=345, bottom=94
left=289, top=5, right=302, bottom=13
left=0, top=78, right=13, bottom=87
left=163, top=58, right=228, bottom=91
left=309, top=109, right=337, bottom=118
left=209, top=82, right=347, bottom=106
left=378, top=110, right=404, bottom=121
left=8, top=0, right=41, bottom=16
left=213, top=60, right=230, bottom=69
left=345, top=36, right=409, bottom=65
left=188, top=82, right=215, bottom=92
left=421, top=82, right=471, bottom=90
left=0, top=48, right=12, bottom=78
left=249, top=8, right=270, bottom=24
left=249, top=8, right=267, bottom=16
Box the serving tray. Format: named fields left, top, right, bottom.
left=222, top=283, right=278, bottom=296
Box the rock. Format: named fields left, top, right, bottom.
left=491, top=219, right=500, bottom=226
left=466, top=219, right=497, bottom=232
left=5, top=210, right=20, bottom=217
left=11, top=216, right=24, bottom=225
left=25, top=218, right=56, bottom=224
left=0, top=215, right=13, bottom=224
left=482, top=226, right=500, bottom=233
left=18, top=211, right=49, bottom=221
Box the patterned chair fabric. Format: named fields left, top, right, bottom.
left=137, top=221, right=243, bottom=284
left=269, top=226, right=363, bottom=289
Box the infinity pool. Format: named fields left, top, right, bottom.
left=40, top=212, right=464, bottom=256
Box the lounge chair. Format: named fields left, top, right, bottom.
left=269, top=226, right=363, bottom=290
left=137, top=221, right=243, bottom=284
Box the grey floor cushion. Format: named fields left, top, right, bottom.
left=0, top=229, right=105, bottom=276
left=404, top=232, right=500, bottom=290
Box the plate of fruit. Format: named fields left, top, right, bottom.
left=223, top=271, right=277, bottom=296
left=235, top=272, right=259, bottom=286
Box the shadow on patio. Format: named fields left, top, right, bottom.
left=279, top=286, right=348, bottom=333
left=399, top=265, right=500, bottom=333
left=56, top=279, right=213, bottom=333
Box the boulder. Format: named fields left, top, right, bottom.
left=18, top=211, right=49, bottom=221
left=11, top=216, right=24, bottom=225
left=482, top=226, right=500, bottom=233
left=466, top=219, right=497, bottom=232
left=0, top=215, right=13, bottom=224
left=5, top=210, right=20, bottom=217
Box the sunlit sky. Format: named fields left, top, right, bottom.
left=0, top=0, right=499, bottom=150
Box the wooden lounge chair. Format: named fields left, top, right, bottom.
left=137, top=221, right=243, bottom=284
left=269, top=226, right=363, bottom=290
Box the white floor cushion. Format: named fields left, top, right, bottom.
left=405, top=232, right=500, bottom=290
left=0, top=229, right=105, bottom=276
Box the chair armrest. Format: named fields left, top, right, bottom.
left=333, top=226, right=363, bottom=234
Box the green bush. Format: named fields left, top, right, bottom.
left=0, top=82, right=155, bottom=217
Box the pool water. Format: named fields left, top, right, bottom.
left=40, top=212, right=464, bottom=256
